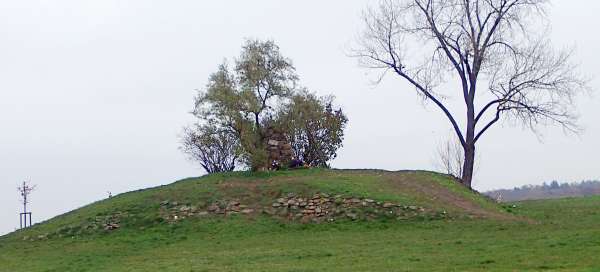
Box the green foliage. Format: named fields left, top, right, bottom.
left=185, top=40, right=347, bottom=172
left=189, top=40, right=298, bottom=171
left=276, top=90, right=348, bottom=167
left=235, top=40, right=298, bottom=102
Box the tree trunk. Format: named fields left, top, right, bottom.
left=462, top=95, right=476, bottom=189
left=461, top=142, right=475, bottom=188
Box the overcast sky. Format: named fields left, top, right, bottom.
left=1, top=0, right=598, bottom=235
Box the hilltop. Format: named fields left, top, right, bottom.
left=1, top=169, right=600, bottom=271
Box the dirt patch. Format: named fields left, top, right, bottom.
left=381, top=172, right=517, bottom=221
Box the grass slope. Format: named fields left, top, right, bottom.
left=1, top=169, right=599, bottom=271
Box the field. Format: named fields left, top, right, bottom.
left=1, top=169, right=599, bottom=271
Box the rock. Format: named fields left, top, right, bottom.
left=408, top=206, right=418, bottom=211
left=268, top=140, right=279, bottom=146
left=272, top=203, right=282, bottom=208
left=197, top=211, right=209, bottom=216
left=277, top=198, right=286, bottom=204
left=346, top=213, right=358, bottom=220
left=315, top=207, right=322, bottom=213
left=263, top=208, right=276, bottom=215
left=277, top=208, right=289, bottom=216
left=383, top=202, right=394, bottom=208
left=104, top=223, right=120, bottom=230
left=365, top=199, right=375, bottom=203
left=160, top=200, right=170, bottom=206
left=207, top=205, right=219, bottom=212
left=241, top=209, right=254, bottom=214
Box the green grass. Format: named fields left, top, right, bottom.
left=1, top=169, right=599, bottom=271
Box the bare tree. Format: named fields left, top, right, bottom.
left=17, top=181, right=36, bottom=213
left=435, top=136, right=465, bottom=178
left=354, top=0, right=588, bottom=188
left=180, top=124, right=241, bottom=174
left=17, top=181, right=36, bottom=228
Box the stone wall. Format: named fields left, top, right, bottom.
left=264, top=127, right=293, bottom=169
left=158, top=193, right=436, bottom=224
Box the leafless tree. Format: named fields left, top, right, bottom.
left=354, top=0, right=589, bottom=188
left=17, top=181, right=36, bottom=214
left=17, top=181, right=36, bottom=228
left=180, top=124, right=241, bottom=174
left=435, top=136, right=465, bottom=178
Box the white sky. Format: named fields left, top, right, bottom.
left=1, top=1, right=598, bottom=235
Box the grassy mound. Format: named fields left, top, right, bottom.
left=2, top=169, right=503, bottom=240
left=2, top=169, right=599, bottom=271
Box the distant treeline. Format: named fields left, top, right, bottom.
left=485, top=180, right=600, bottom=202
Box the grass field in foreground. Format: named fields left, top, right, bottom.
left=1, top=169, right=599, bottom=271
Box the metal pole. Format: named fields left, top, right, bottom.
left=20, top=214, right=22, bottom=229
